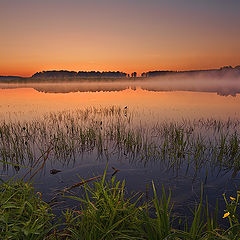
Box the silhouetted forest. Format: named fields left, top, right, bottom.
left=0, top=65, right=240, bottom=83
left=142, top=65, right=240, bottom=78
left=32, top=70, right=127, bottom=78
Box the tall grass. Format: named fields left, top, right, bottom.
left=61, top=171, right=144, bottom=239
left=0, top=178, right=53, bottom=239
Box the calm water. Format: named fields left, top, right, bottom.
left=0, top=81, right=240, bottom=221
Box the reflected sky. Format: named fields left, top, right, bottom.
left=0, top=86, right=240, bottom=121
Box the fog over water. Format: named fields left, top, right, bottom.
left=1, top=75, right=240, bottom=122
left=1, top=73, right=240, bottom=96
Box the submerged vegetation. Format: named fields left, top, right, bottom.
left=0, top=170, right=240, bottom=239
left=0, top=106, right=240, bottom=176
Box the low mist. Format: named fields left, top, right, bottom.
left=0, top=71, right=240, bottom=96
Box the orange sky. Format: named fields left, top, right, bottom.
left=1, top=0, right=240, bottom=77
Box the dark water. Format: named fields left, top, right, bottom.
left=0, top=80, right=240, bottom=224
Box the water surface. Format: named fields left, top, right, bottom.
left=0, top=81, right=240, bottom=222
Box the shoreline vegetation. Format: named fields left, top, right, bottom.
left=0, top=65, right=240, bottom=83
left=1, top=168, right=240, bottom=239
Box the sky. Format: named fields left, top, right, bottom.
left=0, top=0, right=240, bottom=77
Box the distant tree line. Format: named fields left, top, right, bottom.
left=32, top=70, right=127, bottom=78
left=77, top=71, right=127, bottom=78
left=141, top=71, right=175, bottom=77
left=1, top=65, right=240, bottom=82
left=141, top=65, right=240, bottom=77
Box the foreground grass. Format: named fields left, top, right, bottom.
left=0, top=179, right=53, bottom=240
left=1, top=172, right=240, bottom=240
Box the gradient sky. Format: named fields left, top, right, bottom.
left=1, top=0, right=240, bottom=76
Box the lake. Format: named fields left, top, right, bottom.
left=0, top=79, right=240, bottom=223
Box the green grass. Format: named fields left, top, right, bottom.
left=1, top=170, right=240, bottom=239
left=60, top=171, right=144, bottom=239
left=0, top=178, right=53, bottom=240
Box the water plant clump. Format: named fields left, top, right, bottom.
left=61, top=174, right=144, bottom=239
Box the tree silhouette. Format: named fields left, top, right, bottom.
left=131, top=72, right=137, bottom=78
left=32, top=70, right=127, bottom=78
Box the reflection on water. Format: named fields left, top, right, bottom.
left=0, top=81, right=240, bottom=220
left=1, top=76, right=240, bottom=96
left=0, top=83, right=240, bottom=122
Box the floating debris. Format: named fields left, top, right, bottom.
left=50, top=169, right=62, bottom=175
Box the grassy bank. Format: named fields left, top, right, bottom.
left=0, top=170, right=240, bottom=240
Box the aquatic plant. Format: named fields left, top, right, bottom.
left=0, top=106, right=240, bottom=179
left=61, top=171, right=144, bottom=239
